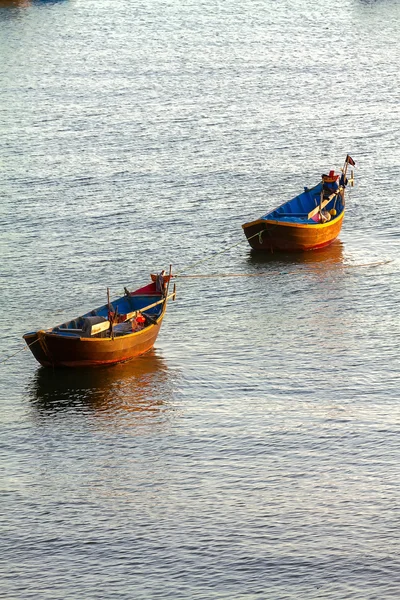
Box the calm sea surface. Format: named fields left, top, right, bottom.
left=1, top=0, right=400, bottom=598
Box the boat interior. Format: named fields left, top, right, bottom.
left=264, top=182, right=344, bottom=224
left=52, top=284, right=164, bottom=338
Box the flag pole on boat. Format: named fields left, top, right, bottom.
left=340, top=155, right=356, bottom=205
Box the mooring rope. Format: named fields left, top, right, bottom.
left=176, top=271, right=291, bottom=279
left=0, top=337, right=41, bottom=365
left=175, top=259, right=393, bottom=279
left=174, top=231, right=260, bottom=277
left=0, top=232, right=393, bottom=367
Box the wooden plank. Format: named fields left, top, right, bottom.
left=307, top=193, right=336, bottom=219
left=91, top=321, right=111, bottom=335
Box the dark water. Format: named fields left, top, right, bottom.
left=1, top=0, right=400, bottom=598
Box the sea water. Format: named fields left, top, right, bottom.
left=1, top=0, right=400, bottom=598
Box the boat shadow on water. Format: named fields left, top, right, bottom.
left=27, top=350, right=176, bottom=418
left=246, top=238, right=345, bottom=271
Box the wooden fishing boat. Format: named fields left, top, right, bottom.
left=23, top=270, right=176, bottom=368
left=242, top=155, right=355, bottom=252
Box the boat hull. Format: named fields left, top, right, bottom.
left=23, top=317, right=164, bottom=368
left=242, top=212, right=345, bottom=252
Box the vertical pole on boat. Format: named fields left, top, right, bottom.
left=164, top=265, right=173, bottom=309
left=342, top=156, right=350, bottom=178
left=340, top=156, right=350, bottom=207
left=165, top=265, right=172, bottom=298
left=107, top=287, right=114, bottom=340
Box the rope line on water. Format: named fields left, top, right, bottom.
left=176, top=270, right=292, bottom=279
left=0, top=252, right=393, bottom=365
left=174, top=231, right=260, bottom=277
left=175, top=259, right=393, bottom=279
left=173, top=222, right=392, bottom=279
left=0, top=337, right=40, bottom=366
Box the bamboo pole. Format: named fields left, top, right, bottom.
left=88, top=290, right=177, bottom=337
left=307, top=193, right=336, bottom=219
left=124, top=290, right=176, bottom=322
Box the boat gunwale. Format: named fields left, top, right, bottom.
left=38, top=313, right=165, bottom=343
left=242, top=210, right=345, bottom=231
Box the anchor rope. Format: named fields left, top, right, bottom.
left=175, top=259, right=393, bottom=279
left=0, top=337, right=41, bottom=365
left=1, top=183, right=360, bottom=365
left=1, top=232, right=257, bottom=366
left=0, top=212, right=393, bottom=367
left=174, top=231, right=260, bottom=277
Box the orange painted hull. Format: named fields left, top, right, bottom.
left=24, top=316, right=165, bottom=368
left=242, top=211, right=345, bottom=252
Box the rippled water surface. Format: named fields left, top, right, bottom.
left=1, top=0, right=400, bottom=598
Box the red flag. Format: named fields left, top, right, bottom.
left=346, top=155, right=355, bottom=166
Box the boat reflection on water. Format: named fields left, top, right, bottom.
left=0, top=0, right=29, bottom=6
left=247, top=239, right=345, bottom=271
left=28, top=350, right=176, bottom=420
